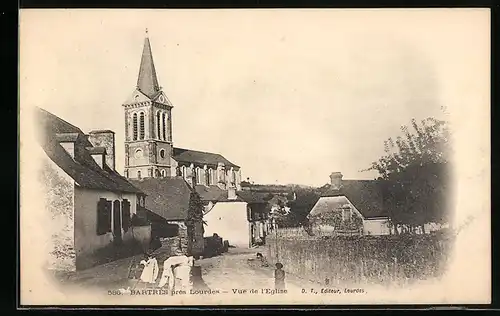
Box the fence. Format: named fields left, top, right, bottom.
left=267, top=228, right=454, bottom=286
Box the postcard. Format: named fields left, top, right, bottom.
left=19, top=8, right=491, bottom=306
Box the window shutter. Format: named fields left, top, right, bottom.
left=104, top=200, right=112, bottom=233
left=122, top=199, right=131, bottom=232
left=97, top=198, right=111, bottom=235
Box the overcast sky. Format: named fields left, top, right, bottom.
left=20, top=9, right=489, bottom=186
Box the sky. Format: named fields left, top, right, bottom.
left=20, top=9, right=490, bottom=186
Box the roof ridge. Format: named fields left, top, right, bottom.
left=174, top=146, right=224, bottom=156
left=36, top=106, right=85, bottom=134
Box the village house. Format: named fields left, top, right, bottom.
left=35, top=107, right=151, bottom=272
left=202, top=189, right=272, bottom=248
left=309, top=172, right=392, bottom=236
left=309, top=172, right=449, bottom=236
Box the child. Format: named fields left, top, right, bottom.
left=139, top=252, right=159, bottom=285
left=274, top=262, right=285, bottom=290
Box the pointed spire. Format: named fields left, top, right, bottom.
left=137, top=29, right=160, bottom=98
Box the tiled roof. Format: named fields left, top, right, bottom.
left=173, top=147, right=239, bottom=168
left=194, top=185, right=226, bottom=202
left=35, top=107, right=142, bottom=194
left=129, top=177, right=193, bottom=221
left=316, top=180, right=388, bottom=219
left=56, top=133, right=80, bottom=142
left=194, top=185, right=249, bottom=203
left=236, top=190, right=273, bottom=204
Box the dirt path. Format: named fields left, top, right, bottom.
left=53, top=246, right=319, bottom=294
left=196, top=247, right=319, bottom=292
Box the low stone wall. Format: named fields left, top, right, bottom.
left=152, top=225, right=190, bottom=263
left=266, top=232, right=454, bottom=286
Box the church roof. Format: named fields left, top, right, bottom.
left=35, top=107, right=143, bottom=194
left=129, top=177, right=194, bottom=221
left=315, top=180, right=388, bottom=219
left=137, top=31, right=161, bottom=99
left=173, top=147, right=240, bottom=169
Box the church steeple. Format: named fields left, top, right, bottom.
left=123, top=29, right=174, bottom=180
left=137, top=29, right=161, bottom=98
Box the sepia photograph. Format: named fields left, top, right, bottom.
left=19, top=8, right=491, bottom=306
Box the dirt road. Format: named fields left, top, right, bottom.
left=196, top=247, right=318, bottom=292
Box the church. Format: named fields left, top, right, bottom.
left=123, top=31, right=276, bottom=249
left=122, top=31, right=242, bottom=191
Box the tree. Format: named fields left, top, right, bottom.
left=366, top=117, right=452, bottom=232
left=283, top=188, right=321, bottom=227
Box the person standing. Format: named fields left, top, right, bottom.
left=139, top=253, right=159, bottom=285
left=274, top=262, right=285, bottom=290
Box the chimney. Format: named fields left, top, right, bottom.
left=228, top=186, right=237, bottom=200
left=329, top=172, right=343, bottom=190
left=87, top=147, right=107, bottom=169
left=88, top=130, right=116, bottom=170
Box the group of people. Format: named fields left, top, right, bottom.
left=134, top=251, right=286, bottom=293
left=136, top=252, right=194, bottom=293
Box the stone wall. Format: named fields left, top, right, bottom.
left=39, top=159, right=76, bottom=272
left=152, top=223, right=190, bottom=263
left=266, top=232, right=454, bottom=286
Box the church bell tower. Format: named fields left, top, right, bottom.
left=123, top=29, right=174, bottom=179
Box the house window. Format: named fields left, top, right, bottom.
left=231, top=170, right=236, bottom=183
left=96, top=198, right=111, bottom=235
left=161, top=169, right=166, bottom=177
left=181, top=166, right=187, bottom=179
left=342, top=207, right=351, bottom=221
left=162, top=112, right=166, bottom=141
left=139, top=112, right=145, bottom=140
left=137, top=170, right=142, bottom=179
left=156, top=111, right=161, bottom=140
left=160, top=149, right=165, bottom=159
left=132, top=113, right=138, bottom=141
